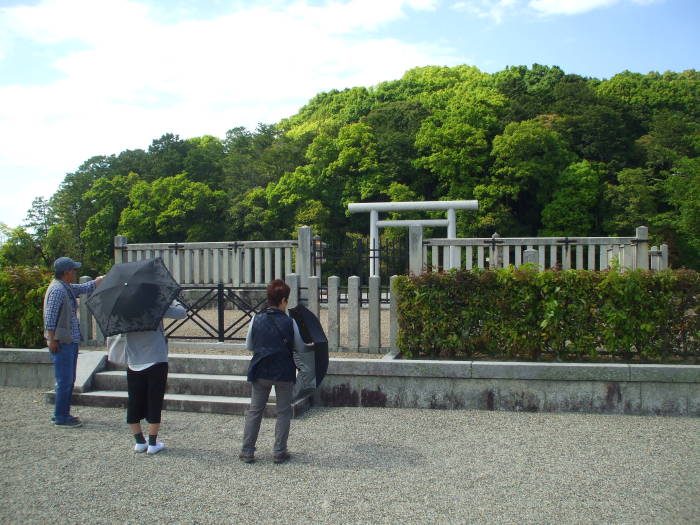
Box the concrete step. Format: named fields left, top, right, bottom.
left=46, top=390, right=311, bottom=417
left=107, top=353, right=251, bottom=376
left=94, top=371, right=252, bottom=397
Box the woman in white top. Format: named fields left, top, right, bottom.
left=108, top=300, right=187, bottom=454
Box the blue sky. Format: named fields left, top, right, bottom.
left=0, top=0, right=698, bottom=229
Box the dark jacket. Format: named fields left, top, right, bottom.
left=247, top=309, right=296, bottom=383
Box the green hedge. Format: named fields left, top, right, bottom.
left=0, top=266, right=51, bottom=348
left=395, top=267, right=700, bottom=362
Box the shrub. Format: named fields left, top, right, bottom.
left=0, top=266, right=51, bottom=348
left=394, top=268, right=700, bottom=362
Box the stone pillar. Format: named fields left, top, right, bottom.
left=114, top=235, right=127, bottom=264
left=232, top=247, right=242, bottom=287
left=285, top=273, right=299, bottom=310
left=523, top=248, right=538, bottom=266
left=285, top=247, right=293, bottom=277
left=296, top=226, right=312, bottom=302
left=390, top=275, right=399, bottom=353
left=274, top=247, right=282, bottom=280
left=635, top=226, right=649, bottom=270
left=650, top=246, right=660, bottom=271
left=369, top=210, right=379, bottom=277
left=661, top=244, right=669, bottom=269
left=244, top=248, right=252, bottom=284
left=264, top=248, right=272, bottom=283
left=254, top=248, right=262, bottom=283
left=610, top=245, right=620, bottom=269
left=313, top=235, right=322, bottom=279
left=447, top=207, right=457, bottom=270
left=490, top=233, right=501, bottom=269
left=368, top=275, right=380, bottom=353
left=347, top=276, right=360, bottom=351
left=327, top=276, right=340, bottom=352
left=623, top=243, right=634, bottom=271
left=308, top=276, right=320, bottom=318
left=408, top=225, right=423, bottom=275
left=79, top=276, right=93, bottom=344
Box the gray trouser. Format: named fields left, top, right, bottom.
left=241, top=379, right=293, bottom=456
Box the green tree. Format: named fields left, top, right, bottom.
left=540, top=160, right=604, bottom=236
left=119, top=174, right=228, bottom=242
left=487, top=118, right=576, bottom=233
left=603, top=168, right=658, bottom=235
left=414, top=85, right=506, bottom=199
left=81, top=172, right=140, bottom=271
left=0, top=225, right=42, bottom=267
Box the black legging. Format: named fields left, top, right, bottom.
left=126, top=362, right=168, bottom=424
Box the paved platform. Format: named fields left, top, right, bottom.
left=1, top=386, right=698, bottom=524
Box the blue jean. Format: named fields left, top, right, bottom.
left=50, top=343, right=79, bottom=422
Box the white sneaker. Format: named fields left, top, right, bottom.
left=134, top=442, right=148, bottom=453
left=147, top=441, right=166, bottom=455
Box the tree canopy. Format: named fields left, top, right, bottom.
left=4, top=64, right=699, bottom=273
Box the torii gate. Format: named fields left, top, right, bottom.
left=347, top=200, right=479, bottom=276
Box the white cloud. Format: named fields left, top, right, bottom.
left=452, top=0, right=661, bottom=21
left=0, top=0, right=459, bottom=227
left=528, top=0, right=618, bottom=15
left=451, top=0, right=521, bottom=24
left=529, top=0, right=663, bottom=15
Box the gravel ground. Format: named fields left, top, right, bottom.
left=2, top=387, right=699, bottom=525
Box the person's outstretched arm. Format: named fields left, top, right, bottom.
left=245, top=314, right=255, bottom=351
left=164, top=300, right=187, bottom=320
left=292, top=320, right=314, bottom=352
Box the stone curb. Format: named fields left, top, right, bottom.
left=325, top=356, right=700, bottom=383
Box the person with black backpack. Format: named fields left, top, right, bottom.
left=239, top=279, right=313, bottom=464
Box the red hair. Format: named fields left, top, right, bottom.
left=266, top=279, right=290, bottom=307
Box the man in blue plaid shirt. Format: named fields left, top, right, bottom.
left=43, top=257, right=103, bottom=428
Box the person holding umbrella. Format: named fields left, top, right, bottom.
left=239, top=279, right=313, bottom=464
left=43, top=257, right=103, bottom=428
left=88, top=257, right=186, bottom=455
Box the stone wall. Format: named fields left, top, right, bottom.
left=0, top=349, right=54, bottom=388
left=314, top=358, right=700, bottom=416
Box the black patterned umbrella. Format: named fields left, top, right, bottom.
left=289, top=303, right=329, bottom=387
left=86, top=257, right=181, bottom=337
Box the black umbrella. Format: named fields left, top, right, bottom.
left=289, top=303, right=329, bottom=387
left=86, top=257, right=181, bottom=337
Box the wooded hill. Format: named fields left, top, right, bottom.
left=3, top=64, right=699, bottom=272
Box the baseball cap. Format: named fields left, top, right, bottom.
left=54, top=257, right=82, bottom=272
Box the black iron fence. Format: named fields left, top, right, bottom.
left=314, top=236, right=409, bottom=284
left=165, top=284, right=268, bottom=342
